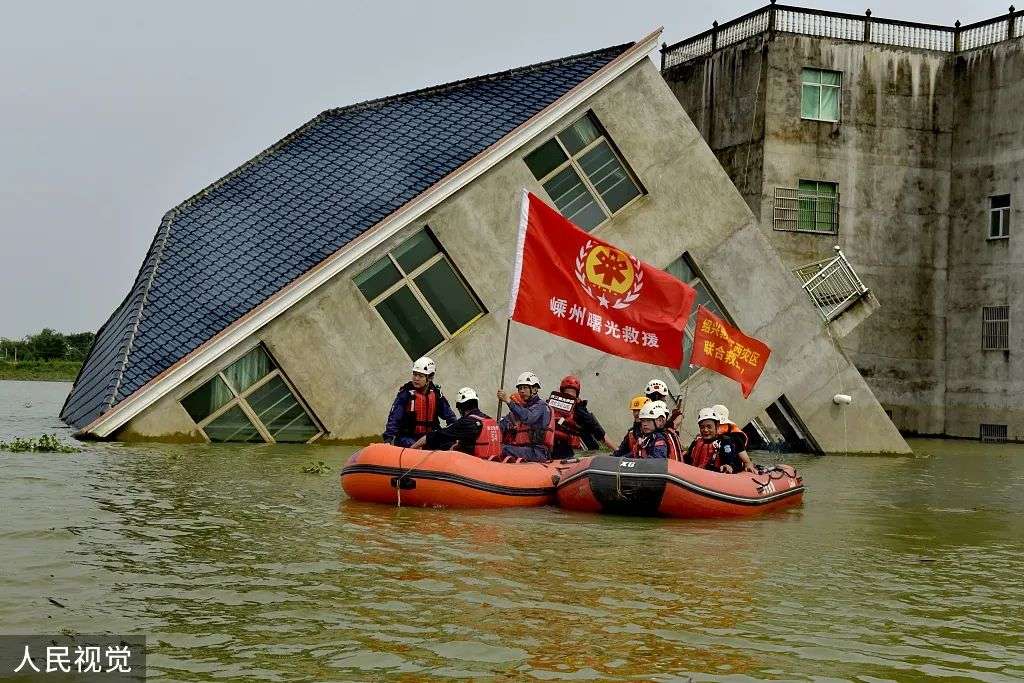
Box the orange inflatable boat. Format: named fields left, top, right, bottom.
left=556, top=455, right=804, bottom=518
left=341, top=443, right=567, bottom=508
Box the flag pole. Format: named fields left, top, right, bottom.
left=496, top=318, right=511, bottom=419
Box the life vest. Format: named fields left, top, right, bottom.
left=718, top=422, right=748, bottom=450
left=637, top=430, right=677, bottom=459
left=547, top=391, right=582, bottom=449
left=503, top=399, right=556, bottom=451
left=625, top=426, right=641, bottom=457
left=470, top=415, right=502, bottom=459
left=686, top=437, right=719, bottom=469
left=664, top=428, right=683, bottom=461
left=400, top=384, right=441, bottom=437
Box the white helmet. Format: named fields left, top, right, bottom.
left=456, top=387, right=478, bottom=404
left=412, top=356, right=436, bottom=375
left=649, top=400, right=669, bottom=419
left=645, top=379, right=668, bottom=396
left=697, top=407, right=720, bottom=424
left=712, top=404, right=731, bottom=423
left=638, top=402, right=660, bottom=420
left=515, top=371, right=541, bottom=388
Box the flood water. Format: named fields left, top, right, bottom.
left=1, top=379, right=1022, bottom=681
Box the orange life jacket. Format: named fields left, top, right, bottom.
left=547, top=392, right=582, bottom=449
left=504, top=401, right=556, bottom=451
left=471, top=416, right=502, bottom=459
left=719, top=423, right=748, bottom=450
left=406, top=387, right=439, bottom=436
left=626, top=428, right=640, bottom=456
left=686, top=437, right=719, bottom=469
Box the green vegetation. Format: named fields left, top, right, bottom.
left=301, top=461, right=331, bottom=474
left=0, top=329, right=94, bottom=381
left=0, top=434, right=82, bottom=453
left=0, top=359, right=82, bottom=381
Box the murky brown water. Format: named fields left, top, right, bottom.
left=1, top=380, right=1022, bottom=681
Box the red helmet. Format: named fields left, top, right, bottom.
left=559, top=375, right=581, bottom=394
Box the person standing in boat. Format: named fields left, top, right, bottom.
left=410, top=387, right=501, bottom=459
left=548, top=375, right=617, bottom=459
left=382, top=356, right=457, bottom=447
left=496, top=371, right=555, bottom=462
left=613, top=395, right=649, bottom=457
left=644, top=378, right=683, bottom=430
left=712, top=403, right=750, bottom=450
left=684, top=407, right=756, bottom=473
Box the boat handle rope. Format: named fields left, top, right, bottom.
left=395, top=446, right=439, bottom=508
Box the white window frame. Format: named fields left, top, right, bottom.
left=528, top=112, right=644, bottom=231
left=358, top=230, right=485, bottom=359
left=801, top=68, right=842, bottom=123
left=186, top=344, right=323, bottom=444
left=666, top=254, right=732, bottom=387
left=988, top=194, right=1010, bottom=240
left=982, top=305, right=1010, bottom=351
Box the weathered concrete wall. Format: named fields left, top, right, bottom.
left=663, top=38, right=768, bottom=215
left=664, top=35, right=954, bottom=436
left=946, top=40, right=1024, bottom=440
left=119, top=59, right=908, bottom=453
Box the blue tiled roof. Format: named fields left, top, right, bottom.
left=61, top=43, right=631, bottom=430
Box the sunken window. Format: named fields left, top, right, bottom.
left=665, top=254, right=730, bottom=384
left=354, top=229, right=484, bottom=359
left=982, top=306, right=1010, bottom=351
left=980, top=423, right=1008, bottom=443
left=181, top=344, right=321, bottom=443
left=801, top=68, right=841, bottom=122
left=524, top=112, right=643, bottom=231
left=989, top=194, right=1010, bottom=239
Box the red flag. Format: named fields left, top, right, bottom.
left=689, top=306, right=771, bottom=398
left=509, top=191, right=696, bottom=368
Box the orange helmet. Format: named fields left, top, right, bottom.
left=560, top=375, right=581, bottom=394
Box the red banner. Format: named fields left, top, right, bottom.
left=509, top=191, right=696, bottom=368
left=689, top=306, right=771, bottom=398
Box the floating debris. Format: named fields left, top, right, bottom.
left=301, top=461, right=331, bottom=474
left=0, top=434, right=81, bottom=453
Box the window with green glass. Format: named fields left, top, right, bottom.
left=524, top=112, right=643, bottom=231
left=801, top=68, right=841, bottom=122
left=665, top=254, right=730, bottom=384
left=354, top=228, right=485, bottom=359
left=797, top=180, right=839, bottom=233
left=180, top=344, right=322, bottom=444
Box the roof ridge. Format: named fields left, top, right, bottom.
left=324, top=42, right=635, bottom=116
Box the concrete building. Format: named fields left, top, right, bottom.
left=61, top=31, right=908, bottom=453
left=662, top=3, right=1024, bottom=442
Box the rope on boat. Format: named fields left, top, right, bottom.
left=394, top=446, right=438, bottom=508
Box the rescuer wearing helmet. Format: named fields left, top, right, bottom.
left=383, top=356, right=457, bottom=447
left=547, top=374, right=617, bottom=459
left=496, top=371, right=555, bottom=462
left=649, top=399, right=683, bottom=458
left=410, top=387, right=501, bottom=459
left=644, top=378, right=683, bottom=430
left=626, top=401, right=679, bottom=459
left=683, top=407, right=755, bottom=473
left=712, top=403, right=750, bottom=450
left=613, top=395, right=648, bottom=457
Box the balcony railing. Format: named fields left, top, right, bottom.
left=793, top=247, right=869, bottom=321
left=661, top=2, right=1024, bottom=69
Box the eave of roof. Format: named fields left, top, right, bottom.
left=80, top=27, right=663, bottom=438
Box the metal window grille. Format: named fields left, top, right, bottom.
left=774, top=186, right=839, bottom=234
left=793, top=247, right=870, bottom=321
left=980, top=423, right=1008, bottom=442
left=982, top=306, right=1010, bottom=350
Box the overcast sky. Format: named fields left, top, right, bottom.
left=0, top=0, right=990, bottom=338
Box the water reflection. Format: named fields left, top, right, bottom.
left=1, top=381, right=1023, bottom=680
